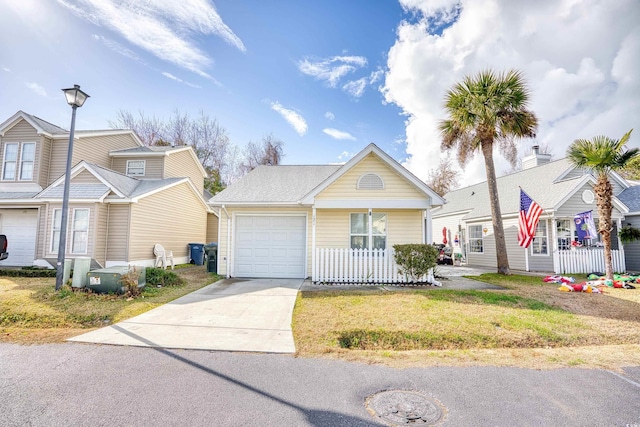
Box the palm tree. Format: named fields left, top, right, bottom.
left=439, top=69, right=538, bottom=275
left=566, top=130, right=638, bottom=280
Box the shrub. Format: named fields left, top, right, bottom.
left=0, top=268, right=57, bottom=277
left=619, top=226, right=640, bottom=244
left=393, top=244, right=438, bottom=282
left=120, top=266, right=143, bottom=297
left=145, top=267, right=185, bottom=287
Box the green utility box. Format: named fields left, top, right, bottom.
left=86, top=266, right=146, bottom=294
left=204, top=243, right=218, bottom=274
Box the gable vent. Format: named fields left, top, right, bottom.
left=357, top=173, right=384, bottom=190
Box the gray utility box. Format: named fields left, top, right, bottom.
left=86, top=266, right=146, bottom=294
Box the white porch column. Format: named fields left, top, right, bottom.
left=312, top=207, right=317, bottom=281
left=425, top=209, right=432, bottom=245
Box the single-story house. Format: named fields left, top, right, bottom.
left=432, top=148, right=633, bottom=274
left=209, top=143, right=445, bottom=282
left=0, top=110, right=217, bottom=269
left=617, top=184, right=640, bottom=272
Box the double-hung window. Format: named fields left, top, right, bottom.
left=2, top=143, right=18, bottom=180
left=556, top=219, right=571, bottom=250
left=531, top=219, right=548, bottom=255
left=19, top=143, right=35, bottom=180
left=126, top=160, right=145, bottom=176
left=469, top=225, right=483, bottom=253
left=71, top=209, right=90, bottom=254
left=350, top=212, right=386, bottom=250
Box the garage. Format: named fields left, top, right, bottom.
left=234, top=215, right=306, bottom=278
left=0, top=208, right=38, bottom=266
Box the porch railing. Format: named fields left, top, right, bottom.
left=313, top=248, right=434, bottom=284
left=553, top=248, right=626, bottom=274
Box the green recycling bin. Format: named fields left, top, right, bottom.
left=204, top=243, right=218, bottom=273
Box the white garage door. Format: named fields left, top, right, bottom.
left=234, top=215, right=306, bottom=278
left=0, top=209, right=38, bottom=267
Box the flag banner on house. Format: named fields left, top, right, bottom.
left=574, top=210, right=597, bottom=240
left=518, top=189, right=543, bottom=248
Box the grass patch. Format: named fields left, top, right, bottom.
left=293, top=274, right=640, bottom=369
left=0, top=267, right=221, bottom=343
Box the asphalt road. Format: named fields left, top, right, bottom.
left=2, top=343, right=639, bottom=426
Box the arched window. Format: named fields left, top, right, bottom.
left=357, top=173, right=384, bottom=190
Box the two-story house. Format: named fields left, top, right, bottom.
left=0, top=111, right=218, bottom=268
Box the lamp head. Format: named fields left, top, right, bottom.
left=62, top=84, right=90, bottom=108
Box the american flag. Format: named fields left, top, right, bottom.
left=518, top=189, right=543, bottom=248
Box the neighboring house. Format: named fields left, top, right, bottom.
left=0, top=111, right=216, bottom=268
left=432, top=148, right=632, bottom=274
left=617, top=185, right=640, bottom=272
left=209, top=143, right=445, bottom=281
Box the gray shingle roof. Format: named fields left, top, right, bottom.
left=0, top=192, right=39, bottom=199
left=87, top=163, right=140, bottom=196
left=210, top=165, right=341, bottom=204
left=110, top=146, right=184, bottom=154
left=36, top=184, right=110, bottom=199
left=128, top=178, right=184, bottom=198
left=618, top=185, right=640, bottom=213
left=434, top=158, right=587, bottom=220
left=22, top=112, right=68, bottom=134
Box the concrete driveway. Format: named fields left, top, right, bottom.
left=68, top=278, right=303, bottom=353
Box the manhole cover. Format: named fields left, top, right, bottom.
left=366, top=390, right=444, bottom=425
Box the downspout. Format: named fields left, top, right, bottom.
left=311, top=207, right=316, bottom=282
left=425, top=208, right=432, bottom=244
left=222, top=205, right=231, bottom=278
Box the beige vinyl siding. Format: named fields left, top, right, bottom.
left=217, top=207, right=311, bottom=276
left=316, top=153, right=424, bottom=200
left=164, top=150, right=204, bottom=194
left=49, top=133, right=139, bottom=182
left=43, top=203, right=96, bottom=258
left=106, top=204, right=130, bottom=262
left=1, top=119, right=39, bottom=184
left=624, top=215, right=640, bottom=271
left=94, top=203, right=108, bottom=267
left=38, top=136, right=52, bottom=188
left=129, top=182, right=207, bottom=261
left=555, top=183, right=624, bottom=220
left=111, top=157, right=163, bottom=179
left=36, top=204, right=48, bottom=259
left=72, top=169, right=102, bottom=184
left=206, top=213, right=219, bottom=243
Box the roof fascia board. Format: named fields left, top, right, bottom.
left=300, top=143, right=445, bottom=205
left=110, top=151, right=168, bottom=157
left=552, top=175, right=595, bottom=211
left=313, top=199, right=431, bottom=209
left=0, top=199, right=43, bottom=204
left=209, top=201, right=306, bottom=207
left=432, top=208, right=474, bottom=218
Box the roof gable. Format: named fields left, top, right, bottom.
left=0, top=111, right=67, bottom=137
left=300, top=143, right=445, bottom=205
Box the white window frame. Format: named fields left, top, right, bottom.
left=19, top=142, right=35, bottom=181
left=50, top=208, right=62, bottom=253
left=126, top=160, right=146, bottom=176
left=2, top=142, right=18, bottom=181
left=349, top=212, right=387, bottom=250
left=531, top=219, right=549, bottom=256
left=468, top=225, right=483, bottom=253
left=556, top=219, right=571, bottom=251
left=71, top=208, right=90, bottom=254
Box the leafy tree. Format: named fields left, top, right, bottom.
left=566, top=129, right=638, bottom=280
left=240, top=133, right=285, bottom=173
left=427, top=156, right=460, bottom=196
left=618, top=156, right=640, bottom=181
left=439, top=69, right=538, bottom=275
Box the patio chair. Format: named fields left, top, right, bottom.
left=154, top=244, right=174, bottom=270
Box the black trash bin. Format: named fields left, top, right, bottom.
left=187, top=243, right=205, bottom=265
left=204, top=242, right=218, bottom=273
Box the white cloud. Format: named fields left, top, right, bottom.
left=323, top=128, right=357, bottom=141
left=383, top=0, right=640, bottom=187
left=2, top=66, right=10, bottom=72
left=162, top=71, right=202, bottom=88
left=337, top=150, right=355, bottom=161
left=343, top=78, right=367, bottom=97
left=58, top=0, right=245, bottom=78
left=271, top=101, right=308, bottom=136
left=25, top=82, right=47, bottom=97
left=324, top=111, right=335, bottom=120
left=92, top=34, right=143, bottom=62
left=298, top=55, right=367, bottom=87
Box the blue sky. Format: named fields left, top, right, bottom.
left=1, top=0, right=638, bottom=186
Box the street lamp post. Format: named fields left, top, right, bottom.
left=55, top=85, right=90, bottom=291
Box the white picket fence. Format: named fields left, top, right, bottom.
left=553, top=248, right=626, bottom=274
left=314, top=248, right=434, bottom=284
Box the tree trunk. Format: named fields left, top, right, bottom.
left=481, top=139, right=511, bottom=275
left=594, top=175, right=614, bottom=280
